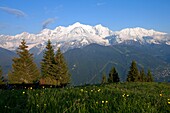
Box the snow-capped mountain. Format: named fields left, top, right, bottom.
left=0, top=22, right=170, bottom=55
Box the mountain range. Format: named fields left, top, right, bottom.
left=0, top=22, right=170, bottom=54
left=0, top=22, right=170, bottom=84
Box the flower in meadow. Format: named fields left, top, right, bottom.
left=91, top=90, right=93, bottom=92
left=168, top=102, right=170, bottom=104
left=127, top=94, right=129, bottom=97
left=122, top=94, right=125, bottom=97
left=168, top=99, right=170, bottom=101
left=98, top=89, right=101, bottom=92
left=30, top=87, right=32, bottom=90
left=23, top=91, right=25, bottom=94
left=160, top=94, right=163, bottom=97
left=102, top=101, right=104, bottom=104
left=105, top=101, right=108, bottom=103
left=80, top=89, right=83, bottom=92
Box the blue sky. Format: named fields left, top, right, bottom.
left=0, top=0, right=170, bottom=35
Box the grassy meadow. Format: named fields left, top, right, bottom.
left=0, top=82, right=170, bottom=113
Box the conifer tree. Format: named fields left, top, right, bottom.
left=0, top=66, right=4, bottom=84
left=41, top=39, right=55, bottom=78
left=140, top=68, right=146, bottom=82
left=9, top=39, right=40, bottom=83
left=101, top=72, right=107, bottom=84
left=146, top=69, right=154, bottom=82
left=127, top=60, right=139, bottom=82
left=108, top=67, right=120, bottom=83
left=54, top=48, right=70, bottom=85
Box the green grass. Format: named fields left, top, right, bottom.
left=0, top=82, right=170, bottom=113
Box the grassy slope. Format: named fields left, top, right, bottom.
left=0, top=82, right=170, bottom=113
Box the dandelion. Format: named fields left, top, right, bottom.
left=168, top=102, right=170, bottom=104
left=80, top=89, right=83, bottom=92
left=23, top=91, right=25, bottom=94
left=160, top=94, right=163, bottom=97
left=98, top=89, right=101, bottom=92
left=102, top=101, right=104, bottom=104
left=122, top=94, right=125, bottom=97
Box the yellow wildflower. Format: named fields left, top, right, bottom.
left=105, top=101, right=108, bottom=103
left=80, top=89, right=83, bottom=92
left=168, top=102, right=170, bottom=104
left=122, top=94, right=125, bottom=97
left=168, top=99, right=170, bottom=101
left=102, top=101, right=104, bottom=104
left=160, top=94, right=163, bottom=97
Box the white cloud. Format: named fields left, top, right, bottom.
left=0, top=6, right=26, bottom=17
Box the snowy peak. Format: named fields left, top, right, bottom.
left=0, top=22, right=170, bottom=54
left=117, top=27, right=166, bottom=37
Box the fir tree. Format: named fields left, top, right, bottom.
left=108, top=67, right=120, bottom=83
left=9, top=39, right=40, bottom=84
left=41, top=39, right=55, bottom=78
left=54, top=48, right=70, bottom=85
left=146, top=69, right=154, bottom=82
left=140, top=68, right=146, bottom=82
left=127, top=60, right=139, bottom=82
left=101, top=72, right=107, bottom=84
left=0, top=66, right=4, bottom=84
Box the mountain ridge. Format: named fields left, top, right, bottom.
left=0, top=22, right=170, bottom=55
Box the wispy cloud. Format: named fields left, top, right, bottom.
left=42, top=18, right=57, bottom=29
left=0, top=7, right=26, bottom=17
left=96, top=2, right=105, bottom=6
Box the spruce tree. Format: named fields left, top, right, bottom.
left=41, top=39, right=55, bottom=78
left=54, top=48, right=70, bottom=85
left=101, top=72, right=107, bottom=84
left=140, top=68, right=146, bottom=82
left=146, top=69, right=154, bottom=82
left=108, top=67, right=120, bottom=83
left=127, top=60, right=139, bottom=82
left=40, top=40, right=57, bottom=85
left=9, top=39, right=40, bottom=84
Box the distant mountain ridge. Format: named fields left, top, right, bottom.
left=0, top=22, right=170, bottom=55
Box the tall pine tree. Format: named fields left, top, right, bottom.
left=146, top=69, right=154, bottom=82
left=40, top=40, right=56, bottom=85
left=140, top=68, right=146, bottom=82
left=108, top=67, right=120, bottom=83
left=54, top=48, right=70, bottom=85
left=9, top=39, right=40, bottom=84
left=101, top=72, right=107, bottom=84
left=127, top=60, right=139, bottom=82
